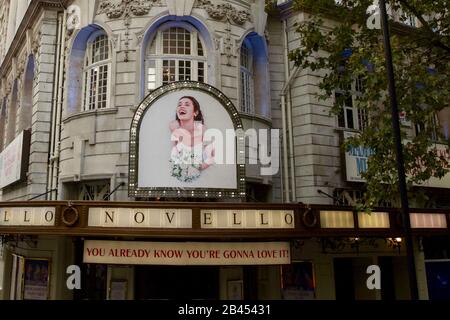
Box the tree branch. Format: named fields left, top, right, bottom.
left=396, top=0, right=450, bottom=53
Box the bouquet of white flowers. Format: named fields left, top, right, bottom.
left=170, top=148, right=202, bottom=183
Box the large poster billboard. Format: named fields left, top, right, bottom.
left=0, top=130, right=31, bottom=189
left=129, top=81, right=245, bottom=198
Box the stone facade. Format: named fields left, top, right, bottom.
left=0, top=0, right=438, bottom=301
left=0, top=0, right=447, bottom=205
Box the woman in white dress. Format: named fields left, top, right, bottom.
left=169, top=96, right=215, bottom=183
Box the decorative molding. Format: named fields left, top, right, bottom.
left=195, top=1, right=250, bottom=66
left=97, top=0, right=161, bottom=62
left=25, top=29, right=33, bottom=56
left=17, top=55, right=26, bottom=78
left=11, top=57, right=17, bottom=80
left=195, top=1, right=251, bottom=25
left=97, top=0, right=159, bottom=19
left=4, top=81, right=11, bottom=97
left=214, top=25, right=239, bottom=66
left=0, top=0, right=68, bottom=79
left=134, top=29, right=145, bottom=45
left=0, top=78, right=5, bottom=98
left=66, top=4, right=81, bottom=36
left=166, top=0, right=196, bottom=16
left=31, top=32, right=41, bottom=54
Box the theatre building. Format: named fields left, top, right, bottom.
left=0, top=0, right=449, bottom=300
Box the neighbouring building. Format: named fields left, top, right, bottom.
left=0, top=0, right=449, bottom=300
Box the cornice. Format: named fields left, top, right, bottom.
left=0, top=0, right=70, bottom=79
left=275, top=2, right=432, bottom=40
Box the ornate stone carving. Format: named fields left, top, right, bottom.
left=4, top=81, right=11, bottom=97
left=97, top=0, right=160, bottom=62
left=195, top=1, right=251, bottom=25
left=195, top=1, right=250, bottom=66
left=97, top=0, right=158, bottom=19
left=67, top=4, right=81, bottom=36
left=31, top=32, right=41, bottom=54
left=214, top=26, right=239, bottom=67
left=17, top=55, right=26, bottom=77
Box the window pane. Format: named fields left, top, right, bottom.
left=162, top=27, right=191, bottom=55
left=92, top=35, right=109, bottom=63
left=241, top=42, right=251, bottom=70
left=198, top=62, right=205, bottom=83
left=88, top=68, right=98, bottom=110
left=163, top=60, right=176, bottom=85
left=97, top=65, right=108, bottom=109
left=146, top=26, right=206, bottom=89
left=240, top=70, right=254, bottom=113
left=147, top=60, right=156, bottom=91
left=197, top=35, right=204, bottom=56
left=346, top=108, right=354, bottom=129
left=178, top=60, right=191, bottom=81
left=355, top=76, right=364, bottom=93
left=358, top=108, right=367, bottom=130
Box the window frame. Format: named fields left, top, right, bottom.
left=336, top=76, right=367, bottom=131
left=78, top=180, right=111, bottom=201
left=239, top=40, right=255, bottom=114
left=415, top=112, right=440, bottom=142
left=82, top=31, right=112, bottom=111
left=144, top=23, right=207, bottom=92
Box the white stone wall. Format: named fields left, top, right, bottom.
left=0, top=9, right=58, bottom=201
left=285, top=12, right=343, bottom=205
left=267, top=17, right=286, bottom=202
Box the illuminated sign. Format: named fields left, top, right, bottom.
left=200, top=210, right=295, bottom=229
left=88, top=207, right=192, bottom=228
left=129, top=81, right=245, bottom=198
left=0, top=207, right=56, bottom=226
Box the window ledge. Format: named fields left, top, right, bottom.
left=63, top=108, right=119, bottom=124
left=239, top=112, right=272, bottom=126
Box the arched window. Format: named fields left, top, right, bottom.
left=145, top=24, right=206, bottom=92
left=239, top=33, right=270, bottom=117
left=83, top=33, right=111, bottom=110
left=240, top=40, right=254, bottom=114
